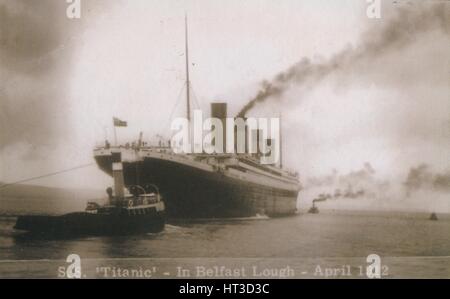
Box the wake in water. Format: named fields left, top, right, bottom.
left=168, top=214, right=270, bottom=225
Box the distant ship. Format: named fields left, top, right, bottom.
left=94, top=16, right=301, bottom=218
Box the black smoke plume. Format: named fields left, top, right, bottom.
left=237, top=2, right=449, bottom=117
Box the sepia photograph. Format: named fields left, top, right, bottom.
left=0, top=0, right=449, bottom=284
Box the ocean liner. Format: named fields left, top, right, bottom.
left=93, top=17, right=301, bottom=218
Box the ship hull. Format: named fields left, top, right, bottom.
left=95, top=155, right=299, bottom=218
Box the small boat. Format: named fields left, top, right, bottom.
left=429, top=212, right=438, bottom=221
left=14, top=187, right=165, bottom=237
left=308, top=205, right=319, bottom=214
left=14, top=150, right=165, bottom=237
left=308, top=195, right=328, bottom=214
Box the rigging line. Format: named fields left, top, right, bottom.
left=189, top=82, right=202, bottom=110
left=0, top=163, right=96, bottom=189
left=162, top=81, right=188, bottom=137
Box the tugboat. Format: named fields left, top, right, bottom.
left=14, top=150, right=165, bottom=237
left=307, top=202, right=319, bottom=214
left=429, top=212, right=438, bottom=221
left=308, top=194, right=328, bottom=214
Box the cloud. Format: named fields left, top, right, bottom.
left=0, top=0, right=77, bottom=151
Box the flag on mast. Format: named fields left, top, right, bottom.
left=113, top=117, right=127, bottom=127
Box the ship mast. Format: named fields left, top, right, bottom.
left=185, top=14, right=191, bottom=123
left=279, top=112, right=283, bottom=169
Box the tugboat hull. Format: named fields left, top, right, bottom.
left=15, top=210, right=165, bottom=237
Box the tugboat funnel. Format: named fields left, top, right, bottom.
left=111, top=149, right=125, bottom=203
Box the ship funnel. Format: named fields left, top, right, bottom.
left=111, top=149, right=125, bottom=204
left=211, top=103, right=227, bottom=153
left=248, top=129, right=264, bottom=157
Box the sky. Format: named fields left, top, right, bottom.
left=0, top=0, right=449, bottom=190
